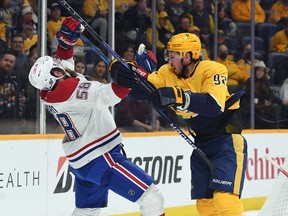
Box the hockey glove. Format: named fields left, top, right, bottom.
left=135, top=44, right=157, bottom=75
left=56, top=16, right=82, bottom=50
left=150, top=87, right=187, bottom=109
left=109, top=60, right=138, bottom=88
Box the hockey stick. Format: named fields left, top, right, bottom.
left=57, top=0, right=154, bottom=94
left=57, top=0, right=214, bottom=174
left=264, top=154, right=288, bottom=177
left=79, top=34, right=109, bottom=65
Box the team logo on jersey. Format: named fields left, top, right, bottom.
left=128, top=189, right=135, bottom=196
left=212, top=178, right=232, bottom=186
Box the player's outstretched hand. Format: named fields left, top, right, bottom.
left=135, top=44, right=157, bottom=74
left=56, top=16, right=82, bottom=49
left=110, top=59, right=155, bottom=88
left=149, top=87, right=187, bottom=109
left=109, top=60, right=138, bottom=88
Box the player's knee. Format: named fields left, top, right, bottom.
left=71, top=208, right=100, bottom=216
left=213, top=191, right=244, bottom=216
left=136, top=183, right=165, bottom=216
left=196, top=198, right=220, bottom=216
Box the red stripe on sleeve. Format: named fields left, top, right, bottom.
left=41, top=78, right=79, bottom=103
left=56, top=46, right=73, bottom=59
left=111, top=83, right=130, bottom=98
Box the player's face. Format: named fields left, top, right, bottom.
left=167, top=51, right=183, bottom=75
left=50, top=68, right=66, bottom=82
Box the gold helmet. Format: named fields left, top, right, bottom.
left=167, top=33, right=201, bottom=60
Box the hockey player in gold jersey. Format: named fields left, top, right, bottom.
left=110, top=33, right=248, bottom=216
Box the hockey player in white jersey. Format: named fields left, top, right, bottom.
left=28, top=16, right=165, bottom=216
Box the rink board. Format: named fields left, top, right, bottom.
left=0, top=130, right=287, bottom=216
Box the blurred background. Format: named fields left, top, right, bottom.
left=0, top=0, right=288, bottom=134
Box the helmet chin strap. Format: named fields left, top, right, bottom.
left=179, top=53, right=199, bottom=79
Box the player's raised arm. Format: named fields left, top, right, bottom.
left=109, top=44, right=158, bottom=100
left=55, top=16, right=83, bottom=60
left=28, top=9, right=165, bottom=215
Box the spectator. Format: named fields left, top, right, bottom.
left=20, top=4, right=37, bottom=34
left=82, top=0, right=108, bottom=42
left=89, top=59, right=108, bottom=84
left=0, top=17, right=6, bottom=42
left=217, top=44, right=245, bottom=92
left=57, top=0, right=83, bottom=17
left=26, top=0, right=38, bottom=30
left=115, top=0, right=136, bottom=31
left=217, top=0, right=233, bottom=10
left=9, top=34, right=28, bottom=71
left=48, top=2, right=84, bottom=55
left=21, top=5, right=32, bottom=19
left=21, top=16, right=37, bottom=55
left=115, top=95, right=162, bottom=132
left=115, top=0, right=136, bottom=15
left=0, top=39, right=8, bottom=57
left=74, top=58, right=93, bottom=81
left=269, top=0, right=288, bottom=26
left=218, top=2, right=237, bottom=37
left=19, top=44, right=38, bottom=119
left=7, top=0, right=21, bottom=20
left=269, top=17, right=288, bottom=53
left=217, top=31, right=238, bottom=59
left=146, top=11, right=174, bottom=67
left=216, top=29, right=226, bottom=46
left=148, top=11, right=174, bottom=48
left=242, top=61, right=282, bottom=128
left=231, top=0, right=266, bottom=24
left=236, top=42, right=260, bottom=82
left=47, top=2, right=63, bottom=42
left=0, top=0, right=14, bottom=41
left=115, top=42, right=162, bottom=132
left=188, top=25, right=210, bottom=60
left=175, top=13, right=192, bottom=34
left=197, top=0, right=214, bottom=17
left=155, top=0, right=175, bottom=33
left=157, top=0, right=166, bottom=13
left=189, top=0, right=215, bottom=51
left=74, top=58, right=87, bottom=75
left=160, top=11, right=175, bottom=35
left=120, top=44, right=136, bottom=61
left=165, top=0, right=191, bottom=27
left=121, top=0, right=152, bottom=44
left=279, top=77, right=288, bottom=128
left=0, top=49, right=25, bottom=119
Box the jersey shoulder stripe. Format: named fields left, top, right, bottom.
left=40, top=78, right=80, bottom=103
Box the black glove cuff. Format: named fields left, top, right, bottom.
left=110, top=61, right=138, bottom=88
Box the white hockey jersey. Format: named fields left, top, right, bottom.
left=41, top=75, right=129, bottom=169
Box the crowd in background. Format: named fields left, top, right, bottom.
left=0, top=0, right=288, bottom=134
